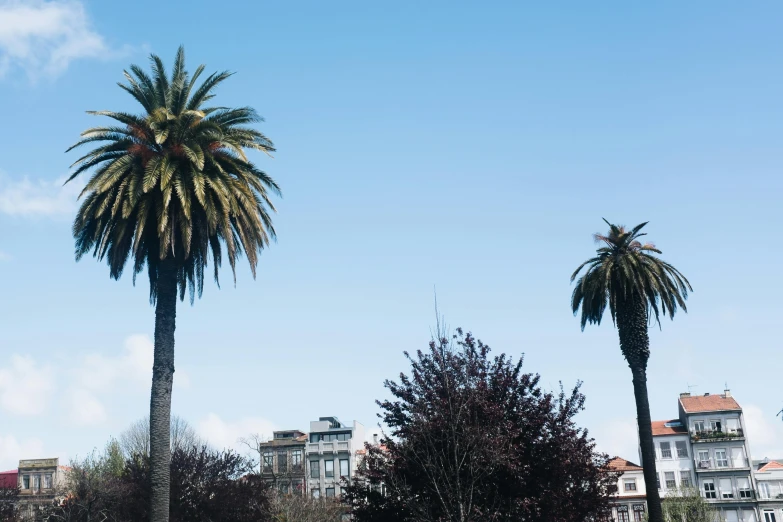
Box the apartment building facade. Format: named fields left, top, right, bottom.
left=646, top=390, right=758, bottom=522
left=753, top=460, right=783, bottom=521
left=606, top=457, right=647, bottom=521
left=306, top=416, right=365, bottom=499
left=258, top=430, right=308, bottom=494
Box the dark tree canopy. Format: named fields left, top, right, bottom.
left=343, top=329, right=618, bottom=522
left=121, top=446, right=269, bottom=522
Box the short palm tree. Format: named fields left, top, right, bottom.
left=570, top=220, right=691, bottom=522
left=66, top=47, right=280, bottom=522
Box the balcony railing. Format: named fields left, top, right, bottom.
left=690, top=428, right=744, bottom=442
left=694, top=457, right=749, bottom=470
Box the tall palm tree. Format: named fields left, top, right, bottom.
left=66, top=47, right=279, bottom=522
left=570, top=220, right=691, bottom=522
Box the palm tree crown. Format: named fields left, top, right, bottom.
left=570, top=219, right=692, bottom=330
left=66, top=46, right=279, bottom=302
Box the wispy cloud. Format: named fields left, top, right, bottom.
left=197, top=414, right=278, bottom=453
left=0, top=173, right=79, bottom=217
left=0, top=0, right=110, bottom=80
left=0, top=355, right=55, bottom=415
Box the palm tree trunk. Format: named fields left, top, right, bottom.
left=616, top=294, right=663, bottom=522
left=149, top=259, right=177, bottom=522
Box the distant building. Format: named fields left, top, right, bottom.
left=606, top=457, right=647, bottom=521
left=0, top=469, right=17, bottom=489
left=753, top=460, right=783, bottom=521
left=15, top=458, right=69, bottom=520
left=650, top=418, right=696, bottom=494
left=306, top=416, right=365, bottom=499
left=258, top=430, right=308, bottom=495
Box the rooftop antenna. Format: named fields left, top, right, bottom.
left=687, top=383, right=698, bottom=394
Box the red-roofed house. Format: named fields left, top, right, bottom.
left=606, top=457, right=647, bottom=521
left=0, top=470, right=17, bottom=489
left=673, top=390, right=757, bottom=522
left=755, top=459, right=783, bottom=520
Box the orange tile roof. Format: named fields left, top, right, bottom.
left=680, top=394, right=741, bottom=413
left=607, top=457, right=643, bottom=472
left=652, top=419, right=687, bottom=436
left=758, top=461, right=783, bottom=472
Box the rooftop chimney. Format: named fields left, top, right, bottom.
left=680, top=392, right=691, bottom=398
left=724, top=389, right=732, bottom=398
left=704, top=393, right=710, bottom=396
left=373, top=434, right=379, bottom=445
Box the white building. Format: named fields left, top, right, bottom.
left=306, top=416, right=365, bottom=499
left=754, top=460, right=783, bottom=521
left=651, top=418, right=696, bottom=494
left=644, top=390, right=758, bottom=522
left=607, top=457, right=647, bottom=521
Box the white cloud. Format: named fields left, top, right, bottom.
left=0, top=355, right=54, bottom=415
left=0, top=0, right=109, bottom=80
left=65, top=388, right=106, bottom=426
left=0, top=174, right=79, bottom=217
left=0, top=433, right=44, bottom=471
left=65, top=334, right=190, bottom=424
left=197, top=413, right=277, bottom=452
left=743, top=404, right=783, bottom=460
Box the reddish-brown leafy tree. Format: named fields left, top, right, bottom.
left=343, top=328, right=618, bottom=522
left=118, top=446, right=270, bottom=522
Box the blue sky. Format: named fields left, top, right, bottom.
left=1, top=0, right=782, bottom=470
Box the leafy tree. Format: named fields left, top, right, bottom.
left=120, top=446, right=270, bottom=522
left=571, top=220, right=692, bottom=522
left=0, top=485, right=19, bottom=522
left=343, top=328, right=618, bottom=522
left=654, top=487, right=718, bottom=522
left=66, top=47, right=279, bottom=522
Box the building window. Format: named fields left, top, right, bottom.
left=710, top=419, right=722, bottom=433
left=33, top=475, right=40, bottom=491
left=310, top=461, right=320, bottom=479
left=312, top=488, right=320, bottom=499
left=632, top=504, right=645, bottom=522
left=292, top=450, right=302, bottom=469
left=263, top=452, right=273, bottom=472
left=43, top=474, right=52, bottom=489
left=22, top=475, right=30, bottom=489
left=617, top=505, right=630, bottom=522
left=715, top=449, right=729, bottom=468
left=680, top=470, right=692, bottom=488
left=660, top=442, right=672, bottom=459
left=278, top=451, right=288, bottom=473
left=738, top=477, right=752, bottom=499
left=763, top=511, right=777, bottom=522
left=624, top=479, right=637, bottom=492
left=703, top=480, right=716, bottom=499
left=326, top=487, right=335, bottom=498
left=720, top=478, right=734, bottom=499
left=697, top=450, right=710, bottom=468
left=656, top=473, right=661, bottom=490
left=675, top=441, right=688, bottom=458
left=278, top=482, right=289, bottom=494
left=325, top=460, right=334, bottom=478
left=694, top=420, right=705, bottom=432
left=340, top=459, right=350, bottom=478
left=664, top=471, right=676, bottom=489
left=340, top=487, right=346, bottom=497
left=759, top=482, right=770, bottom=499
